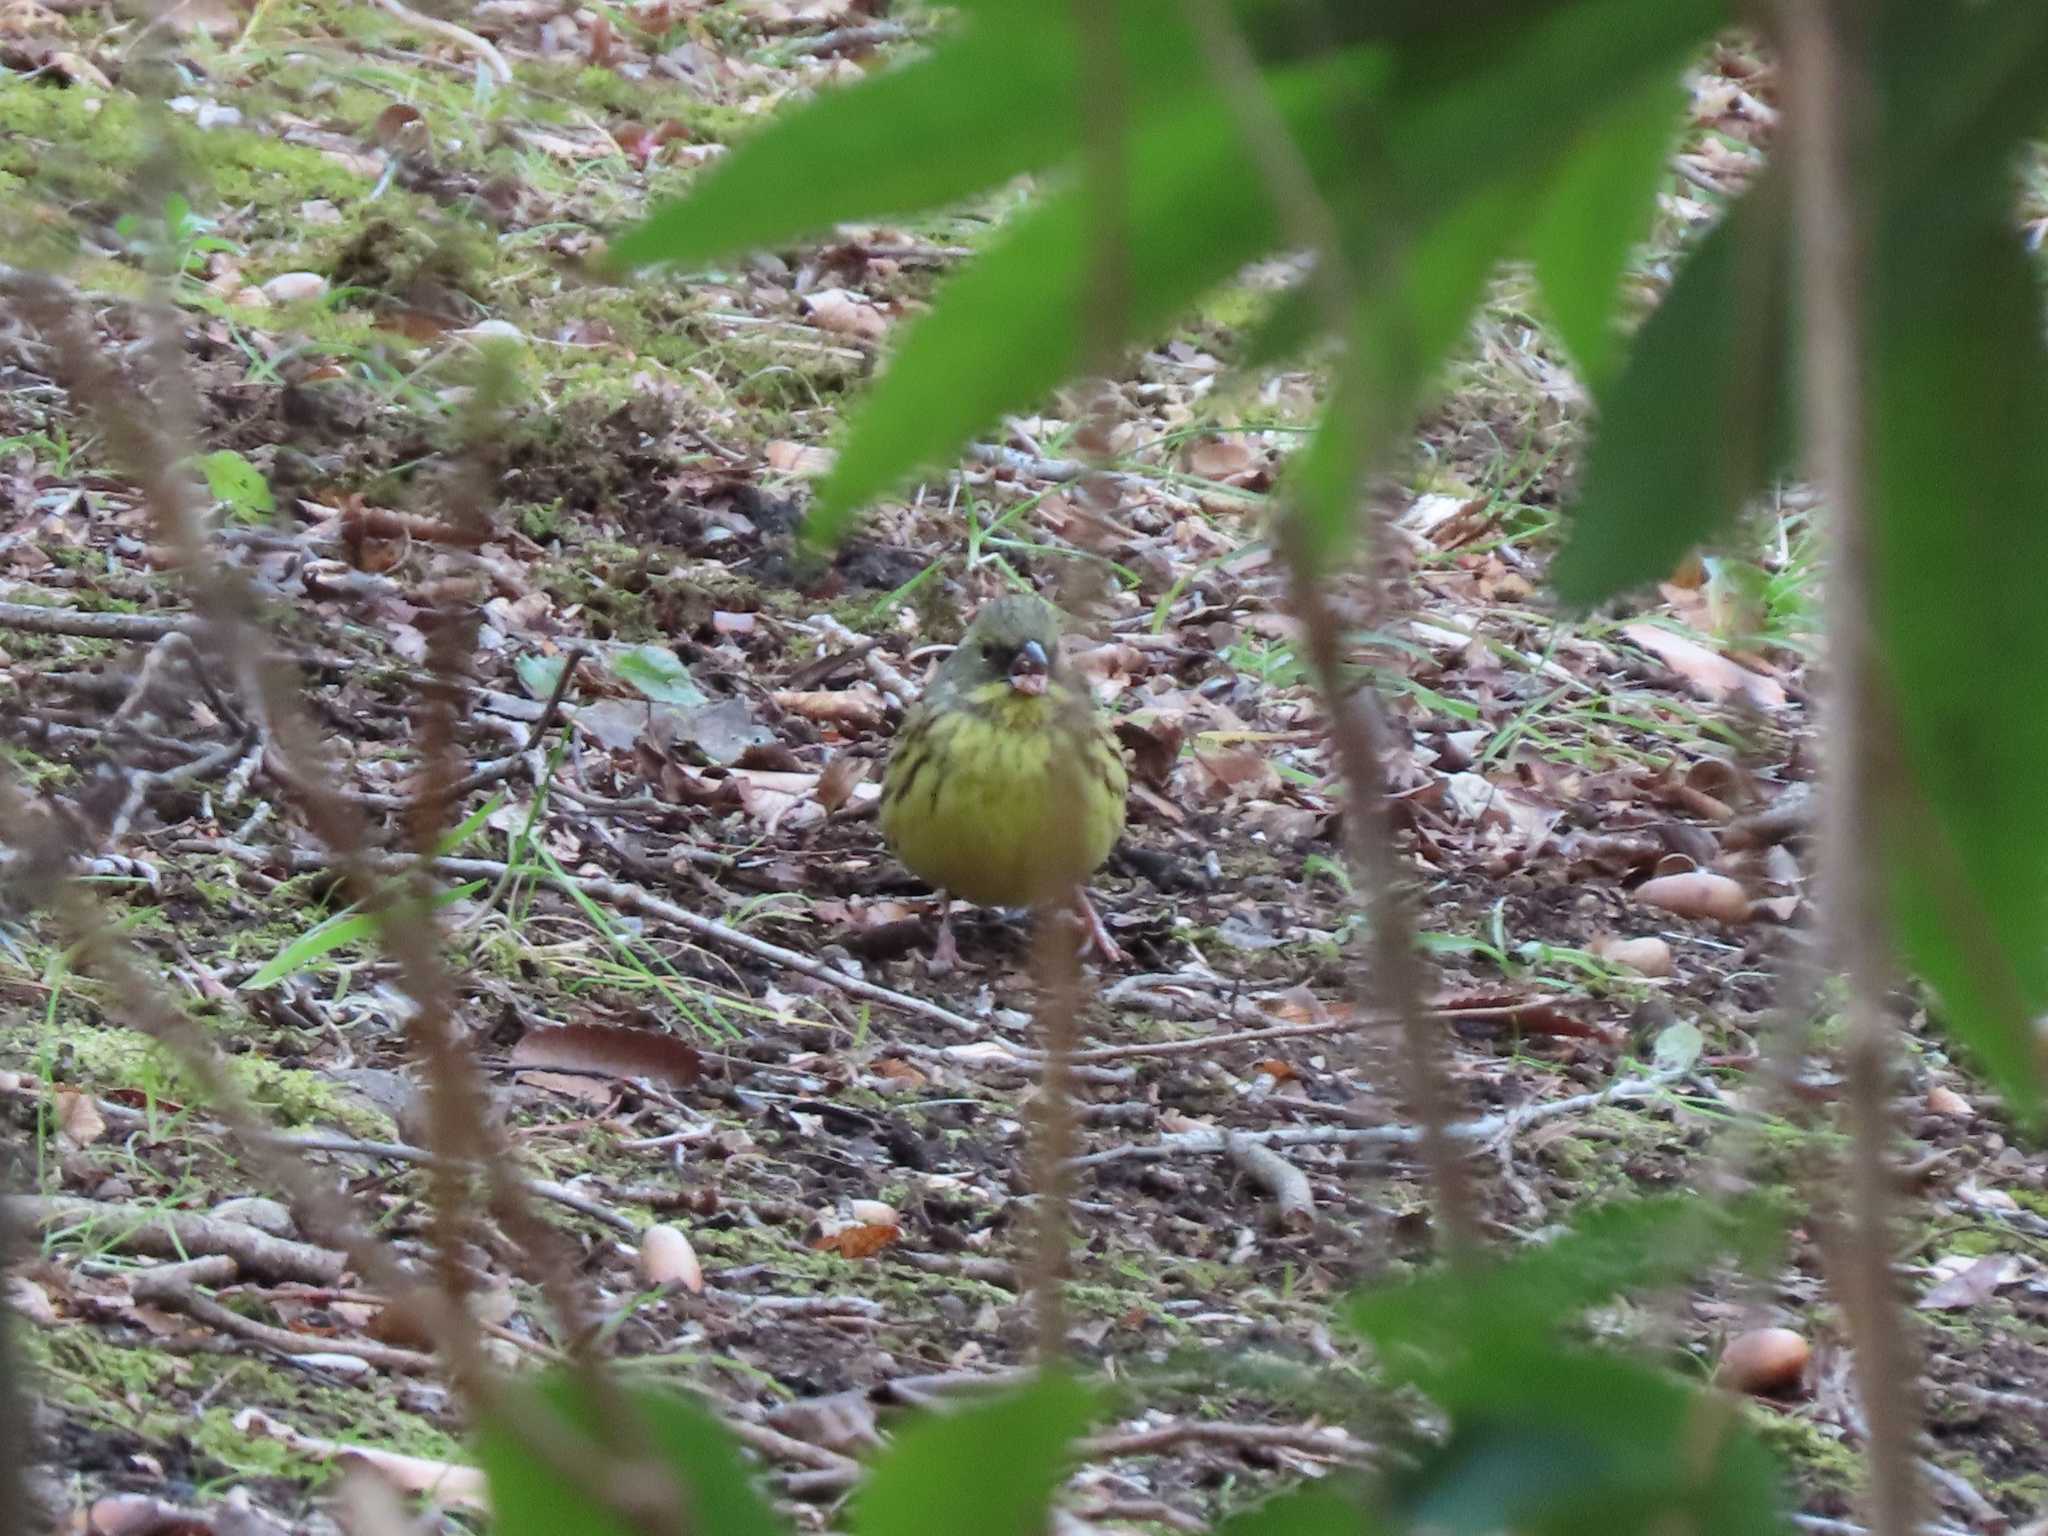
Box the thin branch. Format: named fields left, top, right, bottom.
left=1182, top=0, right=1477, bottom=1260
left=1782, top=2, right=1922, bottom=1531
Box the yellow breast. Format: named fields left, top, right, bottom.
left=879, top=684, right=1127, bottom=908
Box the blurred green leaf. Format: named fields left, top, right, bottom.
left=806, top=47, right=1389, bottom=543
left=1214, top=1480, right=1383, bottom=1535
left=1393, top=1348, right=1789, bottom=1535
left=1345, top=1195, right=1775, bottom=1385
left=1527, top=74, right=1682, bottom=391
left=1287, top=180, right=1524, bottom=573
left=478, top=1375, right=785, bottom=1536
left=852, top=1371, right=1098, bottom=1536
left=1549, top=182, right=1793, bottom=606
left=610, top=2, right=1230, bottom=275
left=196, top=448, right=274, bottom=520
left=1873, top=184, right=2048, bottom=1122
left=613, top=644, right=708, bottom=707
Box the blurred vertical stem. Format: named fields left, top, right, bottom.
left=1185, top=0, right=1476, bottom=1258
left=1026, top=0, right=1129, bottom=1365
left=1781, top=1, right=1921, bottom=1531
left=0, top=1186, right=30, bottom=1533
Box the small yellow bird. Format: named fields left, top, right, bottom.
left=880, top=594, right=1128, bottom=967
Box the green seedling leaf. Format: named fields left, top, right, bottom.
left=240, top=882, right=483, bottom=990
left=1527, top=72, right=1683, bottom=391
left=477, top=1373, right=785, bottom=1536
left=517, top=653, right=569, bottom=701
left=852, top=1370, right=1098, bottom=1536
left=1550, top=178, right=1793, bottom=605
left=436, top=794, right=504, bottom=857
left=196, top=449, right=275, bottom=520
left=613, top=645, right=708, bottom=708
left=1650, top=1019, right=1702, bottom=1073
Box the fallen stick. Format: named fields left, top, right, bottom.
left=7, top=1195, right=347, bottom=1285
left=1068, top=1069, right=1690, bottom=1170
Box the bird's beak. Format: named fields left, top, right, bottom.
left=1008, top=639, right=1049, bottom=696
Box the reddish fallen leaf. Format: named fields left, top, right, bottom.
left=510, top=1023, right=701, bottom=1093
left=1926, top=1085, right=1972, bottom=1117
left=803, top=288, right=889, bottom=341
left=813, top=1223, right=898, bottom=1259
left=816, top=752, right=869, bottom=812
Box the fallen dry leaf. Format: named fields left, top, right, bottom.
left=1591, top=935, right=1675, bottom=977
left=803, top=288, right=889, bottom=341
left=1621, top=623, right=1786, bottom=710
left=1633, top=871, right=1751, bottom=924
left=637, top=1223, right=704, bottom=1292
left=813, top=1223, right=898, bottom=1259
left=510, top=1023, right=701, bottom=1103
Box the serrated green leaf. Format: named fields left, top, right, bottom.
left=1528, top=74, right=1683, bottom=391
left=613, top=645, right=707, bottom=707
left=851, top=1371, right=1098, bottom=1536
left=1549, top=181, right=1794, bottom=606
left=477, top=1374, right=786, bottom=1536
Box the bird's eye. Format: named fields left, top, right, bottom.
left=982, top=643, right=1001, bottom=662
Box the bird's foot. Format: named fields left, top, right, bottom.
left=928, top=901, right=961, bottom=976
left=1073, top=888, right=1123, bottom=966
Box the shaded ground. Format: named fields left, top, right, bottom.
left=2, top=5, right=2047, bottom=1533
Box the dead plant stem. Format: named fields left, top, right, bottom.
left=1782, top=0, right=1922, bottom=1529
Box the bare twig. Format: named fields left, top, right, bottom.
left=0, top=601, right=191, bottom=640
left=1183, top=0, right=1476, bottom=1260
left=1069, top=1068, right=1689, bottom=1170
left=4, top=1194, right=346, bottom=1284
left=1782, top=3, right=1922, bottom=1531
left=1224, top=1133, right=1314, bottom=1230
left=365, top=0, right=511, bottom=81
left=264, top=1133, right=638, bottom=1235
left=182, top=841, right=989, bottom=1037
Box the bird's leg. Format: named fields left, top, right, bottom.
left=929, top=893, right=960, bottom=975
left=1072, top=886, right=1123, bottom=965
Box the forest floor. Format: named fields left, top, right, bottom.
left=3, top=3, right=2047, bottom=1533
